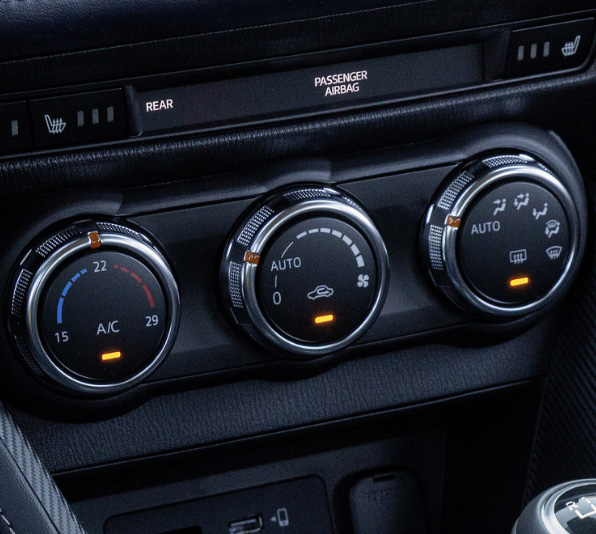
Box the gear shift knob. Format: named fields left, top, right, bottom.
left=513, top=480, right=596, bottom=533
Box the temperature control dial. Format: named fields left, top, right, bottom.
left=420, top=153, right=581, bottom=317
left=7, top=222, right=180, bottom=395
left=221, top=187, right=389, bottom=357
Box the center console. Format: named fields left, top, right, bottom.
left=1, top=2, right=595, bottom=533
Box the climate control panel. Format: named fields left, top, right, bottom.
left=0, top=124, right=587, bottom=407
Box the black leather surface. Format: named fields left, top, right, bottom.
left=0, top=0, right=591, bottom=65
left=10, top=320, right=554, bottom=473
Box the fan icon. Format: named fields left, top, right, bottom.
left=357, top=274, right=369, bottom=288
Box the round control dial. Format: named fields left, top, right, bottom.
left=221, top=187, right=389, bottom=356
left=421, top=154, right=581, bottom=317
left=7, top=222, right=180, bottom=395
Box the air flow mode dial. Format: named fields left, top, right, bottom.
left=221, top=187, right=389, bottom=357
left=7, top=222, right=180, bottom=395
left=420, top=153, right=582, bottom=317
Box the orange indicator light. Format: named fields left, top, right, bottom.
left=509, top=277, right=530, bottom=288
left=314, top=314, right=335, bottom=325
left=101, top=351, right=122, bottom=362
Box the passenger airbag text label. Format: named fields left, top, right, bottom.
left=314, top=70, right=368, bottom=97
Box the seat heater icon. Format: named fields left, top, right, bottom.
left=561, top=35, right=581, bottom=57
left=44, top=114, right=66, bottom=134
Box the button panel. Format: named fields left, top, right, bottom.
left=29, top=89, right=127, bottom=149
left=506, top=19, right=595, bottom=78
left=0, top=18, right=593, bottom=158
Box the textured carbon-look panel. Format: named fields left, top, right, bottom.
left=0, top=402, right=86, bottom=533
left=525, top=237, right=596, bottom=501
left=11, top=319, right=553, bottom=472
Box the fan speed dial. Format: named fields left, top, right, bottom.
left=221, top=187, right=389, bottom=357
